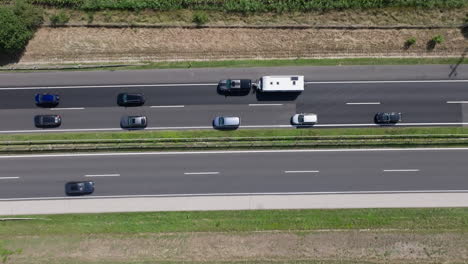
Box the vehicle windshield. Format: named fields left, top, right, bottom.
left=298, top=115, right=304, bottom=123
left=226, top=80, right=232, bottom=89
left=219, top=118, right=224, bottom=126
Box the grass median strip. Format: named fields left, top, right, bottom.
left=1, top=127, right=468, bottom=153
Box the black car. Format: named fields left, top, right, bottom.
left=374, top=112, right=402, bottom=124
left=34, top=115, right=62, bottom=128
left=217, top=79, right=252, bottom=94
left=117, top=93, right=145, bottom=106
left=65, top=181, right=95, bottom=196
left=35, top=93, right=60, bottom=107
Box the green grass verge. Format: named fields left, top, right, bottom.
left=2, top=57, right=466, bottom=72
left=2, top=208, right=468, bottom=235
left=97, top=57, right=468, bottom=71
left=122, top=57, right=466, bottom=70
left=1, top=127, right=468, bottom=142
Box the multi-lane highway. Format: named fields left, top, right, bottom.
left=0, top=65, right=467, bottom=133
left=0, top=148, right=467, bottom=199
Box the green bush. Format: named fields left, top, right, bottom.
left=0, top=1, right=43, bottom=54
left=431, top=35, right=445, bottom=44
left=405, top=37, right=416, bottom=46
left=49, top=11, right=70, bottom=26
left=192, top=11, right=208, bottom=26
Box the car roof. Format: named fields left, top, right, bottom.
left=222, top=117, right=240, bottom=125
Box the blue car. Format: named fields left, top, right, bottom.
left=35, top=93, right=59, bottom=107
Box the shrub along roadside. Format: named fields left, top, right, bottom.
left=0, top=1, right=43, bottom=55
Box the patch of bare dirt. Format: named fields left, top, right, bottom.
left=6, top=231, right=468, bottom=263
left=16, top=27, right=467, bottom=65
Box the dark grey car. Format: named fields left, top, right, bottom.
left=217, top=79, right=251, bottom=94
left=117, top=93, right=145, bottom=107
left=374, top=112, right=402, bottom=124
left=34, top=115, right=62, bottom=128
left=65, top=181, right=95, bottom=196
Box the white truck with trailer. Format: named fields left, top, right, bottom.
left=254, top=75, right=304, bottom=92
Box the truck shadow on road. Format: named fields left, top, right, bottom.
left=255, top=91, right=301, bottom=101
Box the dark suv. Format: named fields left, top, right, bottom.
left=117, top=93, right=145, bottom=106
left=65, top=181, right=95, bottom=196
left=35, top=93, right=60, bottom=107
left=374, top=112, right=402, bottom=124
left=34, top=115, right=62, bottom=128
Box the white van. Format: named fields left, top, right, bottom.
left=291, top=113, right=318, bottom=126
left=256, top=75, right=304, bottom=92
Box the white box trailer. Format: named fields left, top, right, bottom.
left=256, top=75, right=304, bottom=92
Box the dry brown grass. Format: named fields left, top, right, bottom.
left=5, top=231, right=468, bottom=263
left=44, top=7, right=468, bottom=27
left=18, top=27, right=467, bottom=65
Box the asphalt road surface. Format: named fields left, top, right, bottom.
left=0, top=148, right=467, bottom=199
left=0, top=65, right=467, bottom=133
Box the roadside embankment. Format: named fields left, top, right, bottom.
left=2, top=204, right=468, bottom=263
left=17, top=26, right=466, bottom=65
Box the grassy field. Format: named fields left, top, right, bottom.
left=25, top=0, right=468, bottom=11
left=2, top=209, right=468, bottom=263
left=42, top=7, right=468, bottom=27
left=1, top=127, right=468, bottom=142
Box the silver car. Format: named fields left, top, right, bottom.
left=120, top=116, right=147, bottom=129
left=291, top=113, right=317, bottom=126
left=213, top=116, right=240, bottom=129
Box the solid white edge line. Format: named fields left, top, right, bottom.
left=184, top=172, right=220, bottom=175
left=2, top=190, right=468, bottom=201
left=248, top=104, right=284, bottom=106
left=346, top=102, right=381, bottom=105
left=383, top=169, right=420, bottom=172
left=284, top=170, right=319, bottom=173
left=305, top=80, right=468, bottom=84
left=50, top=107, right=85, bottom=110
left=0, top=177, right=20, bottom=180
left=446, top=101, right=468, bottom=104
left=85, top=174, right=120, bottom=177
left=150, top=105, right=185, bottom=108
left=0, top=83, right=218, bottom=90
left=1, top=147, right=468, bottom=159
